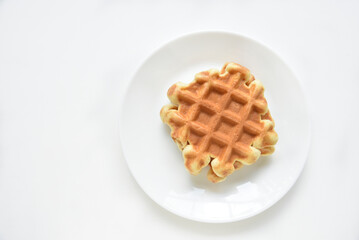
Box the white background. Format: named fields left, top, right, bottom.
left=0, top=0, right=358, bottom=239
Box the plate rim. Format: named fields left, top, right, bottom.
left=118, top=30, right=311, bottom=223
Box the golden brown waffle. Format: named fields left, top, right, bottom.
left=160, top=62, right=278, bottom=183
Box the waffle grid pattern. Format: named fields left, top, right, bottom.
left=161, top=63, right=278, bottom=182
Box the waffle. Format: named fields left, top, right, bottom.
left=160, top=62, right=278, bottom=183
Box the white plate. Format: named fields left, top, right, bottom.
left=120, top=31, right=310, bottom=223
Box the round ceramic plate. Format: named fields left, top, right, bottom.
left=120, top=31, right=310, bottom=223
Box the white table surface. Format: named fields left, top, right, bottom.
left=0, top=0, right=358, bottom=239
